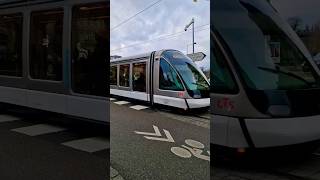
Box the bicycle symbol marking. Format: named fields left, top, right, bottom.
left=134, top=125, right=210, bottom=161
left=171, top=139, right=210, bottom=161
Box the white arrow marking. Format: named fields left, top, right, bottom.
left=144, top=129, right=175, bottom=143
left=134, top=125, right=175, bottom=143
left=134, top=125, right=161, bottom=136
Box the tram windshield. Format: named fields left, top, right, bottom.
left=213, top=0, right=320, bottom=90
left=162, top=50, right=209, bottom=98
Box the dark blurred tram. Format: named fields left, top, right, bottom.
left=0, top=0, right=109, bottom=123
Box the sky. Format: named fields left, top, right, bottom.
left=110, top=0, right=210, bottom=70
left=271, top=0, right=320, bottom=26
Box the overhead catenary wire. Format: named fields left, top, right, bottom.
left=111, top=0, right=163, bottom=31
left=111, top=24, right=209, bottom=52
left=111, top=27, right=209, bottom=52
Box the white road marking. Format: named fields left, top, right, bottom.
left=12, top=124, right=66, bottom=136
left=130, top=105, right=149, bottom=110
left=181, top=144, right=210, bottom=161
left=144, top=129, right=174, bottom=142
left=171, top=147, right=192, bottom=158
left=135, top=125, right=161, bottom=136
left=62, top=137, right=109, bottom=153
left=135, top=125, right=175, bottom=143
left=110, top=98, right=116, bottom=101
left=0, top=115, right=20, bottom=123
left=185, top=139, right=205, bottom=149
left=171, top=139, right=210, bottom=161
left=114, top=101, right=130, bottom=105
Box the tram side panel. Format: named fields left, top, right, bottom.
left=110, top=57, right=151, bottom=103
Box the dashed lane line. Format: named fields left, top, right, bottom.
left=0, top=114, right=21, bottom=123
left=62, top=137, right=109, bottom=153
left=11, top=124, right=66, bottom=136
left=112, top=99, right=149, bottom=111
left=129, top=105, right=149, bottom=110
left=111, top=99, right=210, bottom=125
left=114, top=101, right=130, bottom=105
left=0, top=116, right=110, bottom=154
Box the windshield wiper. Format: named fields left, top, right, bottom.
left=257, top=66, right=314, bottom=87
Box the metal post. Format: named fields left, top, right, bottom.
left=185, top=18, right=195, bottom=54
left=192, top=18, right=195, bottom=53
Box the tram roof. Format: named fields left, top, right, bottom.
left=110, top=52, right=153, bottom=63
left=0, top=0, right=56, bottom=5
left=0, top=0, right=109, bottom=6
left=0, top=0, right=62, bottom=7
left=110, top=49, right=183, bottom=63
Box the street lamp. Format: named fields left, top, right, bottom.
left=185, top=18, right=195, bottom=54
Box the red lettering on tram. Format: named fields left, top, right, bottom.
left=217, top=98, right=234, bottom=111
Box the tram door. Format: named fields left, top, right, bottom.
left=149, top=52, right=157, bottom=105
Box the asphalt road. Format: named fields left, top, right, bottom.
left=110, top=98, right=210, bottom=180
left=0, top=108, right=109, bottom=180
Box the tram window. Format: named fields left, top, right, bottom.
left=0, top=14, right=22, bottom=77
left=119, top=64, right=130, bottom=87
left=159, top=59, right=184, bottom=91
left=29, top=9, right=63, bottom=81
left=71, top=2, right=109, bottom=96
left=211, top=41, right=238, bottom=94
left=110, top=65, right=117, bottom=85
left=132, top=62, right=146, bottom=92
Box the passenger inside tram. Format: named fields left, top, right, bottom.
left=71, top=3, right=108, bottom=97
left=132, top=63, right=146, bottom=92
